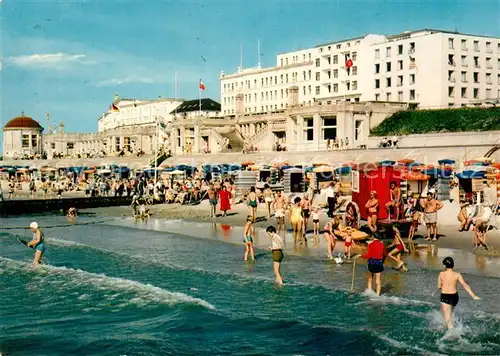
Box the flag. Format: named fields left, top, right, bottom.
left=345, top=54, right=353, bottom=75
left=110, top=103, right=120, bottom=112
left=199, top=80, right=206, bottom=91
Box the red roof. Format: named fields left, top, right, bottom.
left=3, top=115, right=43, bottom=130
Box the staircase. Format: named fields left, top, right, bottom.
left=246, top=123, right=270, bottom=146
left=217, top=127, right=245, bottom=152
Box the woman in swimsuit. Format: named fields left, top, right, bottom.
left=365, top=190, right=379, bottom=233
left=323, top=216, right=339, bottom=260
left=312, top=207, right=320, bottom=241
left=27, top=222, right=45, bottom=265
left=243, top=216, right=255, bottom=261
left=262, top=184, right=274, bottom=219
left=289, top=197, right=303, bottom=244
left=387, top=223, right=408, bottom=270
left=247, top=186, right=258, bottom=222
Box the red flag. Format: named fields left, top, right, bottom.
left=110, top=103, right=120, bottom=112
left=345, top=54, right=353, bottom=69
left=199, top=80, right=206, bottom=91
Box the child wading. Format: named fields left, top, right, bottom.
left=438, top=257, right=480, bottom=329
left=387, top=223, right=408, bottom=271
left=243, top=216, right=255, bottom=261
left=343, top=227, right=355, bottom=259
left=266, top=226, right=284, bottom=285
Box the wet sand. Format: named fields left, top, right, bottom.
left=84, top=200, right=500, bottom=258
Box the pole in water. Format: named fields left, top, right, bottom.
left=350, top=257, right=356, bottom=293
left=17, top=238, right=32, bottom=248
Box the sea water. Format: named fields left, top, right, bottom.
left=1, top=215, right=499, bottom=356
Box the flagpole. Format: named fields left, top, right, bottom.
left=198, top=79, right=202, bottom=115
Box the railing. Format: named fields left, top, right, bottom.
left=246, top=123, right=269, bottom=143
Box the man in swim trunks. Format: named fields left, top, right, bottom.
left=27, top=222, right=45, bottom=265
left=438, top=257, right=480, bottom=329
left=208, top=185, right=218, bottom=218
left=385, top=182, right=401, bottom=220
left=420, top=189, right=443, bottom=241
left=273, top=191, right=288, bottom=237
left=301, top=194, right=312, bottom=241
left=358, top=236, right=387, bottom=295
left=365, top=190, right=379, bottom=233
left=266, top=225, right=284, bottom=285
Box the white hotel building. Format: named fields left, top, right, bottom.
left=220, top=29, right=500, bottom=115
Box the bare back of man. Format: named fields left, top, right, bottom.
left=273, top=194, right=288, bottom=236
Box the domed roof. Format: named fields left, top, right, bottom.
left=3, top=115, right=43, bottom=130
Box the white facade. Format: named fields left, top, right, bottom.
left=98, top=97, right=183, bottom=132
left=220, top=29, right=500, bottom=114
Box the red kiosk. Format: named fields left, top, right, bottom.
left=348, top=163, right=405, bottom=233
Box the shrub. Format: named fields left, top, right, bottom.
left=371, top=107, right=500, bottom=136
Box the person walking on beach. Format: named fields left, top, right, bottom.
left=301, top=194, right=312, bottom=240
left=438, top=257, right=480, bottom=329
left=247, top=186, right=258, bottom=222
left=420, top=189, right=443, bottom=241
left=385, top=182, right=401, bottom=220
left=357, top=236, right=387, bottom=295
left=289, top=197, right=303, bottom=244
left=27, top=222, right=46, bottom=265
left=326, top=183, right=335, bottom=217
left=273, top=191, right=288, bottom=237
left=312, top=207, right=320, bottom=242
left=266, top=226, right=284, bottom=285
left=343, top=227, right=355, bottom=259
left=365, top=190, right=379, bottom=233
left=243, top=216, right=256, bottom=261
left=387, top=223, right=408, bottom=271
left=218, top=185, right=231, bottom=217
left=323, top=216, right=339, bottom=260
left=208, top=185, right=218, bottom=218
left=263, top=184, right=274, bottom=219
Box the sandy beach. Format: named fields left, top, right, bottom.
left=84, top=200, right=500, bottom=259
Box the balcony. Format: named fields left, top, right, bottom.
left=473, top=47, right=480, bottom=52
left=408, top=48, right=415, bottom=54
left=448, top=78, right=456, bottom=83
left=448, top=61, right=456, bottom=66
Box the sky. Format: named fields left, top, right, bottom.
left=0, top=0, right=499, bottom=137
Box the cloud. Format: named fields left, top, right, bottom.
left=7, top=53, right=87, bottom=68
left=95, top=76, right=157, bottom=87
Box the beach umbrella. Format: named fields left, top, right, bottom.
left=438, top=159, right=455, bottom=165
left=378, top=160, right=396, bottom=166
left=241, top=161, right=255, bottom=166
left=342, top=161, right=357, bottom=168
left=313, top=165, right=333, bottom=173
left=455, top=170, right=486, bottom=179
left=401, top=172, right=430, bottom=181
left=397, top=158, right=414, bottom=165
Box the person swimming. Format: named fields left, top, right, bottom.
left=438, top=256, right=480, bottom=329
left=27, top=222, right=45, bottom=265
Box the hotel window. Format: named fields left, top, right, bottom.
left=375, top=49, right=380, bottom=59
left=303, top=71, right=306, bottom=81
left=327, top=56, right=331, bottom=65
left=260, top=79, right=263, bottom=87
left=308, top=70, right=312, bottom=80
left=461, top=55, right=467, bottom=66
left=280, top=59, right=283, bottom=67
left=303, top=118, right=314, bottom=141
left=266, top=92, right=269, bottom=100
left=448, top=38, right=454, bottom=49
left=265, top=78, right=268, bottom=86
left=473, top=72, right=479, bottom=83
left=398, top=44, right=403, bottom=55
left=375, top=79, right=380, bottom=89
left=261, top=93, right=264, bottom=100
left=448, top=86, right=455, bottom=98
left=409, top=89, right=415, bottom=100
left=336, top=44, right=341, bottom=49
left=254, top=79, right=257, bottom=88
left=308, top=53, right=312, bottom=61
left=473, top=88, right=479, bottom=99
left=286, top=74, right=289, bottom=83
left=322, top=117, right=337, bottom=140
left=409, top=42, right=415, bottom=53
left=473, top=41, right=479, bottom=51
left=461, top=39, right=467, bottom=50
left=315, top=58, right=321, bottom=67
left=486, top=88, right=492, bottom=98
left=281, top=89, right=284, bottom=98
left=498, top=74, right=500, bottom=85
left=308, top=85, right=312, bottom=94
left=375, top=63, right=380, bottom=73
left=448, top=54, right=455, bottom=65
left=398, top=91, right=403, bottom=101
left=386, top=62, right=391, bottom=72
left=333, top=69, right=338, bottom=78
left=461, top=71, right=467, bottom=83
left=352, top=66, right=357, bottom=75
left=498, top=59, right=500, bottom=69
left=375, top=94, right=380, bottom=101
left=486, top=57, right=492, bottom=68
left=386, top=47, right=391, bottom=57
left=333, top=84, right=338, bottom=92
left=346, top=82, right=351, bottom=91
left=327, top=84, right=332, bottom=93
left=315, top=86, right=320, bottom=95
left=303, top=86, right=306, bottom=95
left=448, top=70, right=455, bottom=82
left=386, top=93, right=392, bottom=101
left=223, top=84, right=226, bottom=92
left=285, top=58, right=289, bottom=65
left=303, top=54, right=306, bottom=62
left=486, top=73, right=492, bottom=84
left=223, top=98, right=226, bottom=105
left=275, top=76, right=278, bottom=84
left=397, top=60, right=403, bottom=71
left=254, top=93, right=257, bottom=101
left=22, top=134, right=30, bottom=148
left=461, top=87, right=467, bottom=98
left=352, top=52, right=357, bottom=61
left=352, top=81, right=358, bottom=90
left=67, top=142, right=74, bottom=150
left=386, top=77, right=392, bottom=87
left=315, top=72, right=320, bottom=81
left=327, top=70, right=332, bottom=79
left=474, top=56, right=480, bottom=68
left=333, top=55, right=338, bottom=64
left=397, top=75, right=403, bottom=86
left=50, top=143, right=55, bottom=150
left=232, top=83, right=235, bottom=91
